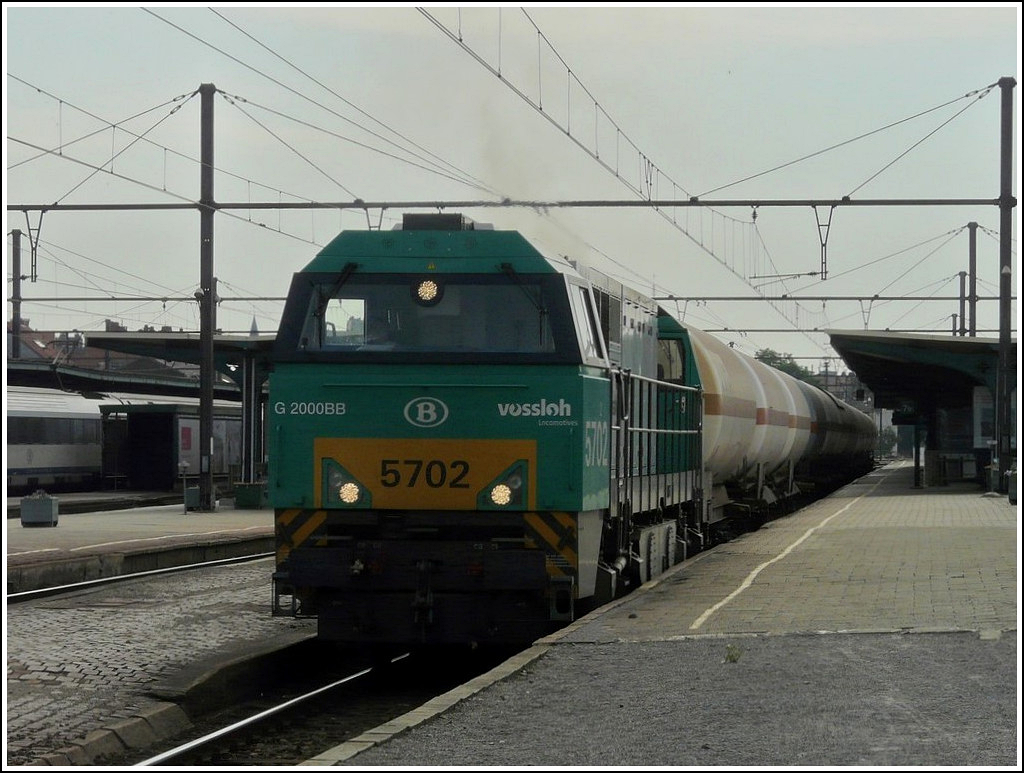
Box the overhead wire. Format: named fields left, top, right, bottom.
left=978, top=223, right=1018, bottom=255
left=19, top=9, right=528, bottom=335
left=215, top=278, right=283, bottom=331
left=876, top=231, right=964, bottom=295
left=5, top=76, right=193, bottom=172
left=419, top=8, right=987, bottom=357
left=6, top=78, right=393, bottom=236
left=8, top=132, right=320, bottom=332
left=420, top=8, right=803, bottom=342
left=51, top=97, right=196, bottom=205
left=788, top=227, right=966, bottom=295
left=218, top=91, right=494, bottom=194
left=846, top=84, right=996, bottom=198
left=12, top=62, right=417, bottom=334
left=11, top=12, right=1003, bottom=347
left=24, top=238, right=191, bottom=305
left=885, top=275, right=961, bottom=329
left=698, top=84, right=997, bottom=197
left=218, top=92, right=361, bottom=200
left=207, top=8, right=498, bottom=197
left=144, top=7, right=500, bottom=198
left=14, top=260, right=199, bottom=332
left=9, top=136, right=333, bottom=250
left=10, top=13, right=510, bottom=277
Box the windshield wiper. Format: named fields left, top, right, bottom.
left=313, top=262, right=357, bottom=347
left=500, top=262, right=549, bottom=344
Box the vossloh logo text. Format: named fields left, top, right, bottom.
left=497, top=399, right=572, bottom=417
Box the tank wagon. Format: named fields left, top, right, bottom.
left=269, top=213, right=876, bottom=646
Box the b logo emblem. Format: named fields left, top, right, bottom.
left=404, top=397, right=449, bottom=428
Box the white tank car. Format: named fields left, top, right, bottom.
left=795, top=379, right=878, bottom=462
left=682, top=324, right=875, bottom=516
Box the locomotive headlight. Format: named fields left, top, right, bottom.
left=322, top=458, right=369, bottom=507
left=490, top=484, right=512, bottom=506
left=338, top=482, right=361, bottom=504
left=489, top=472, right=522, bottom=507
left=478, top=460, right=528, bottom=510
left=412, top=278, right=443, bottom=306
left=417, top=280, right=438, bottom=301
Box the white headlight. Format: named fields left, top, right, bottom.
left=490, top=484, right=512, bottom=506
left=417, top=280, right=439, bottom=302
left=338, top=482, right=361, bottom=504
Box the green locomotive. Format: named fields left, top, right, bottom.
left=269, top=213, right=875, bottom=645
left=270, top=213, right=704, bottom=644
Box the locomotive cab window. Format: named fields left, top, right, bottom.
left=567, top=283, right=607, bottom=365
left=278, top=272, right=583, bottom=363
left=657, top=338, right=686, bottom=383
left=321, top=297, right=366, bottom=346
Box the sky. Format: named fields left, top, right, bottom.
left=4, top=3, right=1021, bottom=370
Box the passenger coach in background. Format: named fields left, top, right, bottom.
left=7, top=386, right=106, bottom=495
left=269, top=213, right=876, bottom=647
left=6, top=386, right=244, bottom=496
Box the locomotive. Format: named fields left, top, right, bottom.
left=269, top=213, right=876, bottom=646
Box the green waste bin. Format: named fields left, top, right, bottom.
left=21, top=490, right=58, bottom=527
left=234, top=482, right=266, bottom=509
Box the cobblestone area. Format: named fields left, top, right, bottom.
left=6, top=560, right=314, bottom=766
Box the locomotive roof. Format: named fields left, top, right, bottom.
left=302, top=214, right=668, bottom=317
left=304, top=225, right=560, bottom=275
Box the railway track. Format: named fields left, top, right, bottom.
left=107, top=644, right=524, bottom=766
left=8, top=552, right=523, bottom=765
left=6, top=552, right=275, bottom=604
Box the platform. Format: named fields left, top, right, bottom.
left=6, top=497, right=273, bottom=594
left=7, top=490, right=185, bottom=519
left=5, top=460, right=1019, bottom=767
left=316, top=459, right=1019, bottom=766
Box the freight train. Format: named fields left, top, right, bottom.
left=269, top=213, right=876, bottom=646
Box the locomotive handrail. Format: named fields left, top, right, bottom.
left=625, top=426, right=701, bottom=436
left=607, top=362, right=704, bottom=534
left=619, top=369, right=702, bottom=394
left=321, top=382, right=530, bottom=388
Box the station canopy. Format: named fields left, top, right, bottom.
left=826, top=329, right=1012, bottom=416
left=82, top=331, right=277, bottom=373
